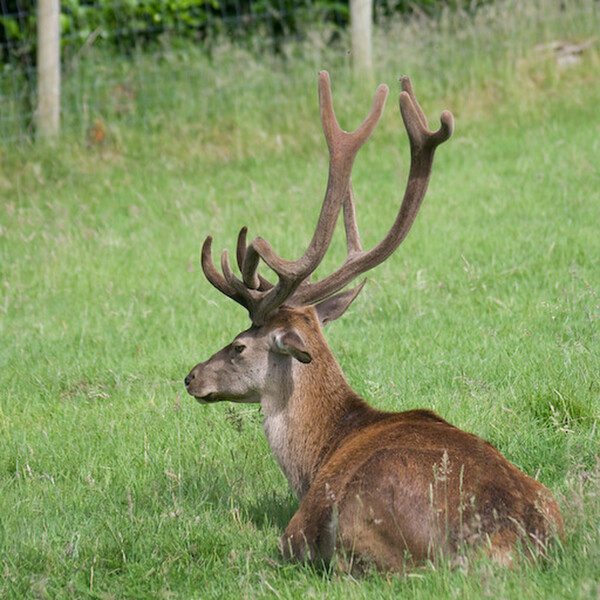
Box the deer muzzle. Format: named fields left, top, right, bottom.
left=184, top=363, right=215, bottom=403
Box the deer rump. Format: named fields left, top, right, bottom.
left=281, top=406, right=561, bottom=571
left=185, top=71, right=564, bottom=572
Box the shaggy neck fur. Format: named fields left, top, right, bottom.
left=261, top=309, right=378, bottom=499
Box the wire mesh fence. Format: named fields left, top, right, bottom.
left=1, top=0, right=599, bottom=145
left=0, top=0, right=352, bottom=145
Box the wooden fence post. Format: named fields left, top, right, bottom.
left=37, top=0, right=61, bottom=138
left=350, top=0, right=373, bottom=77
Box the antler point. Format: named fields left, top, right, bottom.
left=400, top=75, right=412, bottom=92
left=318, top=70, right=331, bottom=88
left=439, top=110, right=455, bottom=140
left=202, top=236, right=214, bottom=256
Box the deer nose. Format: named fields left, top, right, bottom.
left=184, top=372, right=195, bottom=387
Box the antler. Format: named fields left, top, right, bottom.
left=292, top=76, right=454, bottom=305
left=201, top=72, right=454, bottom=325
left=202, top=71, right=389, bottom=325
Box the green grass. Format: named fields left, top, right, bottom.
left=1, top=1, right=599, bottom=597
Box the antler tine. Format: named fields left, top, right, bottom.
left=201, top=236, right=253, bottom=310
left=293, top=76, right=454, bottom=306
left=398, top=76, right=428, bottom=132
left=220, top=248, right=255, bottom=300
left=236, top=227, right=272, bottom=291
left=220, top=246, right=279, bottom=325
left=235, top=227, right=248, bottom=274
left=343, top=184, right=363, bottom=256
left=400, top=75, right=453, bottom=151
left=235, top=71, right=389, bottom=324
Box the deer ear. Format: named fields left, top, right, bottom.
left=314, top=280, right=366, bottom=326
left=273, top=330, right=312, bottom=363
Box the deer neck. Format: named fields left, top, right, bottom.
left=261, top=343, right=367, bottom=499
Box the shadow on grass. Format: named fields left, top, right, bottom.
left=245, top=490, right=299, bottom=531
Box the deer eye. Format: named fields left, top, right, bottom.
left=233, top=343, right=246, bottom=355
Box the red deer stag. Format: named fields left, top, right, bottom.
left=185, top=71, right=564, bottom=571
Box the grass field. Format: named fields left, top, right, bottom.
left=1, top=1, right=599, bottom=598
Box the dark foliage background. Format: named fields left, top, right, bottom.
left=1, top=0, right=493, bottom=64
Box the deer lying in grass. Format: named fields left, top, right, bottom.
left=185, top=71, right=564, bottom=571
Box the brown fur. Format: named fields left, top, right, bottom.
left=186, top=306, right=564, bottom=571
